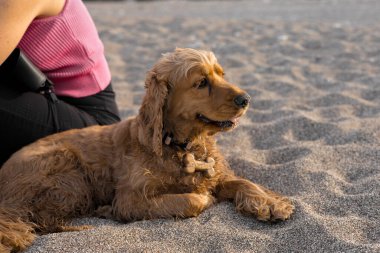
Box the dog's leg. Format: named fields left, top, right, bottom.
left=216, top=177, right=294, bottom=221
left=0, top=155, right=94, bottom=233
left=31, top=177, right=93, bottom=233
left=113, top=192, right=214, bottom=221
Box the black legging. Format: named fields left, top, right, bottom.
left=0, top=82, right=121, bottom=166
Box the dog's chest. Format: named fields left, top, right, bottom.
left=159, top=149, right=219, bottom=193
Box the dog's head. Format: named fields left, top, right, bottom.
left=138, top=48, right=250, bottom=156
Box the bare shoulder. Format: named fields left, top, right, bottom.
left=38, top=0, right=66, bottom=18
left=0, top=0, right=65, bottom=18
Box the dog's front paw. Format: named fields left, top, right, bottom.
left=236, top=193, right=294, bottom=221
left=252, top=197, right=294, bottom=221
left=193, top=193, right=216, bottom=210
left=269, top=197, right=294, bottom=221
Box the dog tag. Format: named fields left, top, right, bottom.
left=185, top=142, right=193, bottom=150
left=164, top=136, right=172, bottom=145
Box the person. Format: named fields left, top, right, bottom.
left=0, top=0, right=121, bottom=166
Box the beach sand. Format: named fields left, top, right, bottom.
left=26, top=1, right=380, bottom=252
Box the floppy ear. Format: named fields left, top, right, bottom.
left=138, top=70, right=168, bottom=156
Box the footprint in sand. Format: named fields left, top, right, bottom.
left=264, top=147, right=311, bottom=165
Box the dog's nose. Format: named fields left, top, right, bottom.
left=233, top=93, right=251, bottom=108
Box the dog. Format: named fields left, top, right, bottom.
left=0, top=48, right=294, bottom=252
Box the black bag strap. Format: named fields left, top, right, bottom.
left=0, top=48, right=49, bottom=91
left=0, top=48, right=61, bottom=132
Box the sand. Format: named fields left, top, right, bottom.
left=26, top=1, right=380, bottom=252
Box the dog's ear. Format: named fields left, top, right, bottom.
left=138, top=70, right=168, bottom=156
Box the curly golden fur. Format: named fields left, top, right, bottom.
left=0, top=48, right=294, bottom=252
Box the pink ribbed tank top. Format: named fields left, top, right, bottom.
left=18, top=0, right=111, bottom=98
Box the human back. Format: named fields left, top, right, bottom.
left=0, top=0, right=120, bottom=165
left=17, top=0, right=111, bottom=98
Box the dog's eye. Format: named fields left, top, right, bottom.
left=197, top=78, right=208, bottom=89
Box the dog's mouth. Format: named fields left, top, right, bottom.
left=196, top=113, right=239, bottom=129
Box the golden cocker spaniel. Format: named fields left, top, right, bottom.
left=0, top=48, right=294, bottom=252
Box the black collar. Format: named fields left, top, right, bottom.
left=162, top=130, right=193, bottom=151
